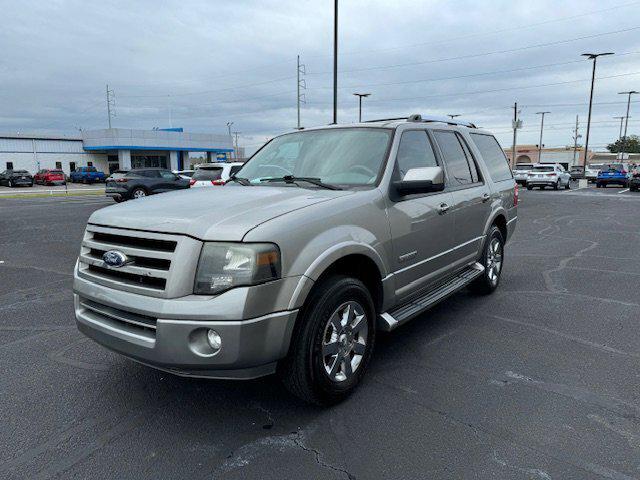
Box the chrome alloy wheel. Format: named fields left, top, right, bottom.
left=133, top=189, right=147, bottom=199
left=486, top=237, right=503, bottom=285
left=321, top=301, right=368, bottom=382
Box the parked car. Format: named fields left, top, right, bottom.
left=512, top=163, right=535, bottom=186
left=0, top=169, right=33, bottom=187
left=105, top=168, right=191, bottom=202
left=189, top=162, right=244, bottom=187
left=596, top=163, right=630, bottom=188
left=526, top=164, right=571, bottom=190
left=629, top=171, right=640, bottom=192
left=70, top=166, right=106, bottom=184
left=74, top=114, right=517, bottom=405
left=585, top=163, right=605, bottom=183
left=34, top=169, right=66, bottom=185
left=105, top=170, right=128, bottom=182
left=569, top=165, right=585, bottom=180
left=173, top=169, right=195, bottom=179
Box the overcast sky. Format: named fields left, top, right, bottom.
left=1, top=0, right=639, bottom=153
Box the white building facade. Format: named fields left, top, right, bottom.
left=0, top=128, right=234, bottom=175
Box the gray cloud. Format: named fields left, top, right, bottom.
left=0, top=0, right=639, bottom=153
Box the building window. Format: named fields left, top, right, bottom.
left=131, top=155, right=168, bottom=169
left=55, top=161, right=62, bottom=170
left=6, top=162, right=14, bottom=170
left=87, top=161, right=93, bottom=167
left=70, top=162, right=76, bottom=172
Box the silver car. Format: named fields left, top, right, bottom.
left=513, top=163, right=534, bottom=186
left=526, top=163, right=571, bottom=190
left=73, top=114, right=517, bottom=405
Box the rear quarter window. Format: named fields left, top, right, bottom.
left=470, top=133, right=513, bottom=182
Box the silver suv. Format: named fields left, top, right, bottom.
left=73, top=114, right=517, bottom=405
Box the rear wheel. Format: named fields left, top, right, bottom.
left=131, top=188, right=147, bottom=199
left=8, top=180, right=13, bottom=188
left=565, top=180, right=570, bottom=190
left=471, top=225, right=504, bottom=295
left=526, top=184, right=532, bottom=190
left=553, top=180, right=560, bottom=190
left=278, top=275, right=376, bottom=405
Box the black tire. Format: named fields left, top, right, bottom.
left=113, top=196, right=125, bottom=203
left=131, top=187, right=148, bottom=199
left=553, top=180, right=559, bottom=190
left=596, top=183, right=601, bottom=188
left=278, top=275, right=376, bottom=405
left=470, top=225, right=504, bottom=295
left=565, top=180, right=570, bottom=190
left=526, top=185, right=532, bottom=190
left=8, top=180, right=14, bottom=188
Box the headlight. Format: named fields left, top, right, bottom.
left=194, top=242, right=281, bottom=294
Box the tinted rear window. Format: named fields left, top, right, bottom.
left=513, top=164, right=534, bottom=171
left=433, top=130, right=477, bottom=186
left=532, top=166, right=554, bottom=172
left=193, top=168, right=223, bottom=180
left=470, top=133, right=512, bottom=182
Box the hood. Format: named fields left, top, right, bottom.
left=89, top=185, right=354, bottom=241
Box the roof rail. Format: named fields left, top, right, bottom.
left=364, top=114, right=476, bottom=128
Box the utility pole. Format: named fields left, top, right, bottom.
left=226, top=122, right=234, bottom=158
left=106, top=84, right=115, bottom=129
left=572, top=115, right=581, bottom=165
left=353, top=93, right=371, bottom=122
left=232, top=131, right=241, bottom=161
left=613, top=116, right=625, bottom=143
left=619, top=90, right=638, bottom=159
left=536, top=111, right=550, bottom=163
left=297, top=55, right=306, bottom=129
left=581, top=52, right=614, bottom=166
left=511, top=102, right=521, bottom=168
left=332, top=0, right=338, bottom=124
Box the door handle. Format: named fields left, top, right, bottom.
left=481, top=193, right=491, bottom=203
left=438, top=203, right=450, bottom=214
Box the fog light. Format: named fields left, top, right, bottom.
left=207, top=329, right=222, bottom=351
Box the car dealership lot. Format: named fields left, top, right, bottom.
left=1, top=190, right=640, bottom=479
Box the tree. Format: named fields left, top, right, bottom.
left=607, top=135, right=640, bottom=153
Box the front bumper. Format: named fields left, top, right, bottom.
left=74, top=267, right=300, bottom=379
left=10, top=178, right=33, bottom=186
left=526, top=180, right=557, bottom=186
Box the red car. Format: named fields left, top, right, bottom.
left=34, top=169, right=66, bottom=185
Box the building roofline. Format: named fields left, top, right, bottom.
left=0, top=132, right=82, bottom=141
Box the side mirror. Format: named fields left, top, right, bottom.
left=393, top=166, right=445, bottom=196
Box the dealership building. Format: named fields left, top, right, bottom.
left=0, top=128, right=234, bottom=174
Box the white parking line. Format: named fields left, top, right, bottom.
left=619, top=188, right=630, bottom=194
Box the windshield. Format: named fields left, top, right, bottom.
left=531, top=166, right=554, bottom=172
left=192, top=167, right=223, bottom=180
left=238, top=128, right=393, bottom=187
left=601, top=164, right=624, bottom=172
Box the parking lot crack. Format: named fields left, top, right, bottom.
left=292, top=429, right=356, bottom=480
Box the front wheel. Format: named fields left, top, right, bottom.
left=526, top=184, right=533, bottom=190
left=471, top=225, right=504, bottom=295
left=565, top=180, right=570, bottom=190
left=278, top=275, right=376, bottom=405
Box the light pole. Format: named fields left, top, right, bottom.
left=226, top=122, right=234, bottom=158
left=613, top=116, right=625, bottom=143
left=332, top=0, right=338, bottom=124
left=447, top=114, right=461, bottom=120
left=353, top=93, right=370, bottom=122
left=581, top=52, right=614, bottom=166
left=536, top=111, right=550, bottom=163
left=619, top=90, right=638, bottom=158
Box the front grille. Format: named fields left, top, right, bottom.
left=78, top=225, right=186, bottom=297
left=79, top=297, right=157, bottom=338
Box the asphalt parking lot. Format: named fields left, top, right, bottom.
left=1, top=186, right=640, bottom=479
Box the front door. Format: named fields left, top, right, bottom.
left=386, top=129, right=457, bottom=301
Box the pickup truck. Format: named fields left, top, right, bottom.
left=70, top=166, right=106, bottom=184
left=73, top=114, right=517, bottom=405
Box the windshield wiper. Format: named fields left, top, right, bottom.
left=261, top=175, right=342, bottom=190
left=227, top=175, right=252, bottom=186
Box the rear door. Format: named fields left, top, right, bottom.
left=386, top=129, right=456, bottom=300
left=432, top=130, right=492, bottom=268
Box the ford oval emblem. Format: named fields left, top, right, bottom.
left=102, top=250, right=129, bottom=268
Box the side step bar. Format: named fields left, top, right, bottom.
left=378, top=262, right=484, bottom=332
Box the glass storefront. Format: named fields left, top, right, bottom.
left=131, top=154, right=168, bottom=169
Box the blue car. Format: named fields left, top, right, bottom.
left=596, top=163, right=629, bottom=188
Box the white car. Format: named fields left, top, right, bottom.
left=512, top=163, right=535, bottom=186
left=189, top=162, right=244, bottom=187
left=585, top=164, right=605, bottom=183
left=526, top=163, right=571, bottom=190
left=173, top=169, right=195, bottom=180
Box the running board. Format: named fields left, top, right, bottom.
left=378, top=262, right=484, bottom=331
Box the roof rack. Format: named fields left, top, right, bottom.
left=364, top=114, right=476, bottom=129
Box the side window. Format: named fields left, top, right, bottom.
left=160, top=171, right=177, bottom=180
left=230, top=165, right=242, bottom=176
left=469, top=133, right=512, bottom=182
left=433, top=130, right=475, bottom=186
left=395, top=130, right=438, bottom=180
left=458, top=135, right=481, bottom=182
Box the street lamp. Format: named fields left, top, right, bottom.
left=447, top=114, right=461, bottom=120
left=618, top=90, right=638, bottom=158
left=353, top=93, right=371, bottom=122
left=536, top=111, right=550, bottom=163
left=581, top=52, right=614, bottom=166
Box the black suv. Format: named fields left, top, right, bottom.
left=0, top=170, right=34, bottom=187
left=105, top=168, right=191, bottom=202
